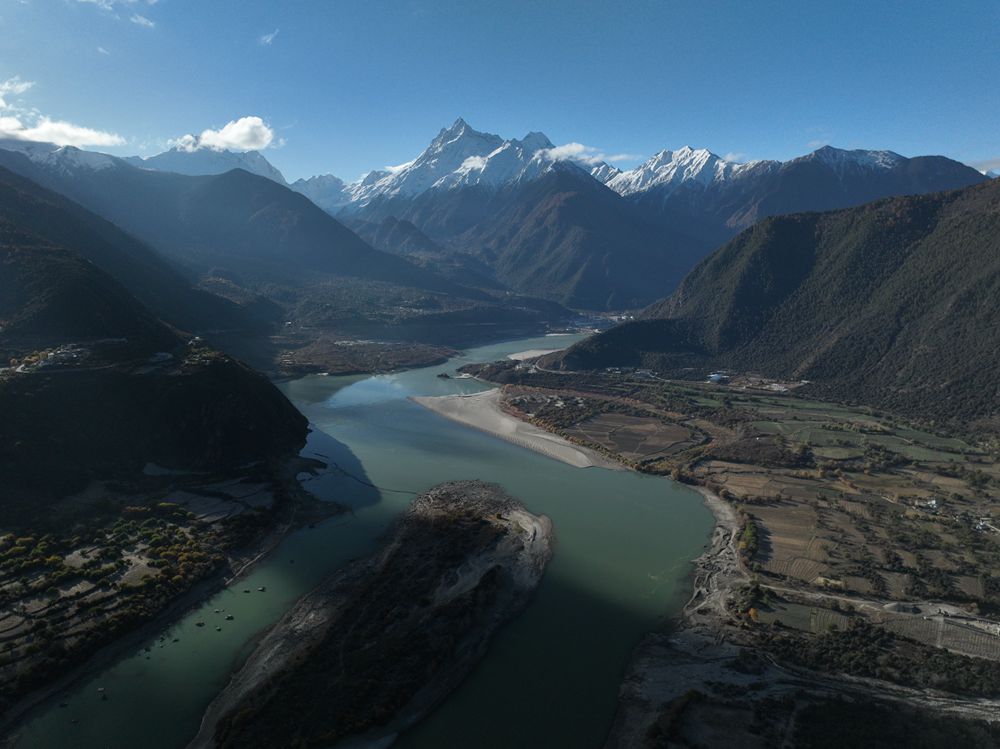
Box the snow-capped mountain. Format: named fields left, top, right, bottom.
left=589, top=162, right=621, bottom=183
left=0, top=138, right=120, bottom=173
left=296, top=119, right=583, bottom=212
left=344, top=118, right=575, bottom=207
left=0, top=138, right=289, bottom=186
left=799, top=145, right=904, bottom=174
left=595, top=144, right=922, bottom=198
left=599, top=146, right=774, bottom=196
left=124, top=147, right=287, bottom=184
left=289, top=174, right=352, bottom=214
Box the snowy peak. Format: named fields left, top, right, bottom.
left=802, top=145, right=905, bottom=174
left=0, top=138, right=120, bottom=173
left=589, top=162, right=621, bottom=183
left=125, top=147, right=287, bottom=184
left=342, top=119, right=568, bottom=208
left=603, top=146, right=766, bottom=196
left=518, top=131, right=554, bottom=151
left=600, top=144, right=913, bottom=198
left=289, top=173, right=351, bottom=214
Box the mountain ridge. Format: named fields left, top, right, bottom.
left=550, top=179, right=1000, bottom=424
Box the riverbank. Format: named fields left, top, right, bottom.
left=412, top=387, right=749, bottom=745
left=601, top=483, right=749, bottom=749
left=412, top=389, right=623, bottom=470
left=0, top=456, right=343, bottom=746
left=188, top=481, right=552, bottom=749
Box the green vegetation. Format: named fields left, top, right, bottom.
left=555, top=179, right=1000, bottom=428
left=737, top=516, right=759, bottom=565
left=767, top=621, right=1000, bottom=696
left=0, top=474, right=322, bottom=712
left=793, top=698, right=1000, bottom=749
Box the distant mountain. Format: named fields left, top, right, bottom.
left=448, top=165, right=709, bottom=309
left=600, top=145, right=771, bottom=196
left=6, top=130, right=984, bottom=317
left=347, top=215, right=447, bottom=258
left=0, top=140, right=570, bottom=347
left=612, top=144, right=987, bottom=247
left=346, top=118, right=563, bottom=207
left=552, top=179, right=1000, bottom=425
left=294, top=122, right=985, bottom=310
left=290, top=173, right=351, bottom=214
left=0, top=143, right=463, bottom=294
left=0, top=194, right=307, bottom=497
left=311, top=120, right=708, bottom=308
left=124, top=147, right=287, bottom=184
left=0, top=163, right=258, bottom=334
left=292, top=118, right=569, bottom=215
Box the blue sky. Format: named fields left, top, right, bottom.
left=1, top=0, right=997, bottom=181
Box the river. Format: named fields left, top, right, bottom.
left=12, top=334, right=713, bottom=749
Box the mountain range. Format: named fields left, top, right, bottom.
left=0, top=121, right=988, bottom=316
left=0, top=140, right=568, bottom=350
left=550, top=178, right=1000, bottom=426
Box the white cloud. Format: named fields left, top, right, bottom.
left=806, top=139, right=829, bottom=149
left=0, top=75, right=125, bottom=147
left=169, top=116, right=275, bottom=152
left=723, top=151, right=746, bottom=163
left=168, top=133, right=199, bottom=152
left=0, top=114, right=125, bottom=146
left=0, top=76, right=34, bottom=109
left=459, top=155, right=487, bottom=171
left=130, top=13, right=154, bottom=27
left=97, top=46, right=110, bottom=55
left=76, top=0, right=158, bottom=10
left=543, top=142, right=595, bottom=162
left=76, top=0, right=119, bottom=9
left=541, top=142, right=640, bottom=167
left=384, top=159, right=414, bottom=174
left=970, top=157, right=1000, bottom=175
left=259, top=28, right=279, bottom=46
left=0, top=77, right=34, bottom=97
left=605, top=152, right=642, bottom=163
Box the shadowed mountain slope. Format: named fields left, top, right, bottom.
left=553, top=180, right=1000, bottom=424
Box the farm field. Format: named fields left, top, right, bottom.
left=465, top=360, right=1000, bottom=675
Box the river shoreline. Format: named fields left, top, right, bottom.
left=410, top=386, right=745, bottom=745
left=411, top=388, right=624, bottom=470
left=0, top=456, right=343, bottom=746
left=188, top=481, right=553, bottom=749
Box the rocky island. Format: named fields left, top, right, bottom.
left=189, top=480, right=552, bottom=749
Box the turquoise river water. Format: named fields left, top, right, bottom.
left=12, top=334, right=713, bottom=749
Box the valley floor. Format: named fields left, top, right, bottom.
left=458, top=360, right=1000, bottom=746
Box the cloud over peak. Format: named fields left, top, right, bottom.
left=542, top=142, right=640, bottom=167
left=169, top=116, right=275, bottom=152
